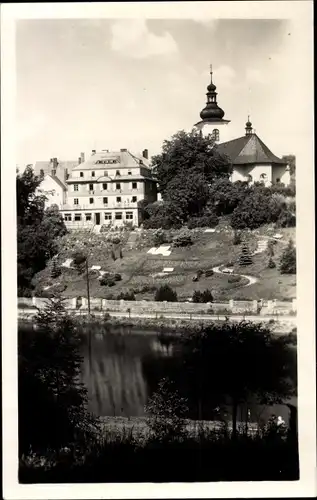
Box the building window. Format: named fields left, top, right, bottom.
left=80, top=172, right=84, bottom=178
left=64, top=213, right=72, bottom=221
left=116, top=170, right=120, bottom=176
left=128, top=170, right=132, bottom=175
left=91, top=171, right=95, bottom=177
left=85, top=213, right=92, bottom=221
left=116, top=196, right=121, bottom=203
left=212, top=129, right=220, bottom=141
left=89, top=183, right=94, bottom=191
left=102, top=183, right=108, bottom=190
left=260, top=173, right=267, bottom=180
left=104, top=213, right=112, bottom=220
left=103, top=197, right=108, bottom=204
left=247, top=175, right=253, bottom=183
left=115, top=212, right=122, bottom=220
left=116, top=183, right=121, bottom=190
left=126, top=212, right=133, bottom=220
left=132, top=182, right=137, bottom=189
left=74, top=198, right=79, bottom=205
left=104, top=171, right=108, bottom=177
left=74, top=214, right=82, bottom=221
left=89, top=198, right=94, bottom=204
left=51, top=169, right=56, bottom=176
left=276, top=178, right=281, bottom=183
left=132, top=196, right=137, bottom=203
left=74, top=184, right=79, bottom=191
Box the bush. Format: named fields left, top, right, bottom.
left=187, top=213, right=219, bottom=229
left=111, top=236, right=121, bottom=245
left=233, top=231, right=242, bottom=245
left=50, top=260, right=61, bottom=279
left=193, top=289, right=214, bottom=303
left=100, top=276, right=116, bottom=287
left=268, top=258, right=276, bottom=269
left=143, top=202, right=182, bottom=230
left=205, top=269, right=214, bottom=277
left=231, top=188, right=285, bottom=230
left=279, top=239, right=296, bottom=274
left=197, top=269, right=204, bottom=277
left=72, top=251, right=86, bottom=267
left=117, top=291, right=136, bottom=301
left=145, top=378, right=189, bottom=442
left=172, top=229, right=192, bottom=247
left=276, top=209, right=296, bottom=228
left=267, top=240, right=275, bottom=257
left=228, top=275, right=241, bottom=284
left=153, top=229, right=166, bottom=247
left=155, top=285, right=178, bottom=302
left=113, top=273, right=122, bottom=281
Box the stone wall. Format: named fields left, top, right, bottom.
left=18, top=297, right=297, bottom=316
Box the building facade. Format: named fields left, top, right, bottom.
left=36, top=174, right=67, bottom=208
left=58, top=148, right=157, bottom=228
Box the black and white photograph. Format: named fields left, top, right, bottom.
left=1, top=1, right=315, bottom=498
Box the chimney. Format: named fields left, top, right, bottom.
left=120, top=148, right=127, bottom=152
left=92, top=149, right=96, bottom=155
left=142, top=149, right=148, bottom=159
left=80, top=152, right=85, bottom=163
left=78, top=157, right=82, bottom=165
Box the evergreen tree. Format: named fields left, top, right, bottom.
left=155, top=285, right=178, bottom=302
left=239, top=243, right=253, bottom=266
left=279, top=239, right=296, bottom=274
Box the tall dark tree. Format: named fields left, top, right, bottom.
left=176, top=321, right=296, bottom=437
left=17, top=167, right=67, bottom=294
left=279, top=239, right=296, bottom=274
left=18, top=298, right=99, bottom=456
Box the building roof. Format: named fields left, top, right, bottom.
left=48, top=174, right=67, bottom=190
left=72, top=149, right=151, bottom=172
left=34, top=160, right=78, bottom=177
left=216, top=134, right=287, bottom=165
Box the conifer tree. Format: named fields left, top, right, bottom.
left=238, top=242, right=253, bottom=266
left=279, top=239, right=296, bottom=274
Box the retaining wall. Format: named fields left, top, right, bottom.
left=18, top=297, right=297, bottom=316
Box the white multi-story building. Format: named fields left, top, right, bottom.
left=57, top=148, right=157, bottom=229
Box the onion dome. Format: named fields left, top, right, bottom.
left=199, top=64, right=225, bottom=122
left=245, top=116, right=253, bottom=135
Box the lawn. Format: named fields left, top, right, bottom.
left=32, top=224, right=296, bottom=301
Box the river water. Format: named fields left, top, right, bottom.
left=80, top=324, right=297, bottom=425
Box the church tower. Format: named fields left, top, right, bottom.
left=193, top=65, right=231, bottom=143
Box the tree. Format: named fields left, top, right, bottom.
left=279, top=239, right=296, bottom=274
left=17, top=167, right=67, bottom=294
left=239, top=243, right=253, bottom=266
left=155, top=285, right=178, bottom=302
left=150, top=130, right=232, bottom=223
left=18, top=298, right=99, bottom=456
left=145, top=378, right=189, bottom=441
left=176, top=321, right=296, bottom=437
left=209, top=178, right=250, bottom=216
left=192, top=289, right=214, bottom=303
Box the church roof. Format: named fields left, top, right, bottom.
left=72, top=149, right=151, bottom=171
left=216, top=134, right=287, bottom=165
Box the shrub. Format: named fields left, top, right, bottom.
left=187, top=213, right=219, bottom=229
left=155, top=285, right=178, bottom=302
left=100, top=276, right=116, bottom=287
left=192, top=289, right=214, bottom=303
left=113, top=273, right=122, bottom=281
left=205, top=269, right=214, bottom=277
left=239, top=243, right=253, bottom=266
left=231, top=188, right=285, bottom=230
left=145, top=378, right=189, bottom=442
left=153, top=228, right=166, bottom=247
left=233, top=231, right=242, bottom=245
left=276, top=209, right=296, bottom=228
left=111, top=236, right=121, bottom=245
left=111, top=250, right=116, bottom=261
left=268, top=258, right=276, bottom=269
left=228, top=275, right=241, bottom=284
left=197, top=269, right=204, bottom=277
left=172, top=229, right=192, bottom=247
left=267, top=240, right=275, bottom=257
left=72, top=251, right=86, bottom=267
left=279, top=239, right=296, bottom=274
left=119, top=249, right=123, bottom=259
left=117, top=291, right=136, bottom=301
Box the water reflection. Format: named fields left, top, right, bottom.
left=81, top=325, right=297, bottom=425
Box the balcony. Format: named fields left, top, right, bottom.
left=58, top=200, right=139, bottom=211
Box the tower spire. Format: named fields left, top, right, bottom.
left=199, top=64, right=225, bottom=122
left=245, top=116, right=253, bottom=136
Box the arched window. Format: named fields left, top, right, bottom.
left=276, top=178, right=281, bottom=183
left=247, top=174, right=253, bottom=183
left=260, top=173, right=267, bottom=180
left=212, top=129, right=220, bottom=141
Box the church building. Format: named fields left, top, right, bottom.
left=193, top=66, right=291, bottom=186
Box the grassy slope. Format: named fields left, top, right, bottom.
left=33, top=224, right=296, bottom=301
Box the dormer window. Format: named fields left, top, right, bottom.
left=116, top=170, right=120, bottom=176
left=104, top=171, right=108, bottom=177
left=260, top=173, right=267, bottom=183
left=128, top=170, right=132, bottom=175
left=247, top=174, right=253, bottom=183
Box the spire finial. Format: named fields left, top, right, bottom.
left=248, top=114, right=250, bottom=122
left=210, top=63, right=213, bottom=74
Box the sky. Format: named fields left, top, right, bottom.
left=16, top=17, right=304, bottom=166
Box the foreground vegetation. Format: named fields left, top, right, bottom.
left=19, top=299, right=298, bottom=482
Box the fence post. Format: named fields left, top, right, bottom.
left=229, top=299, right=234, bottom=312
